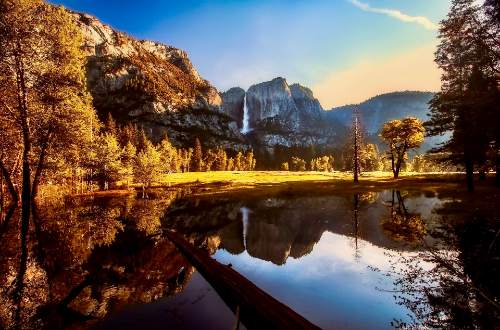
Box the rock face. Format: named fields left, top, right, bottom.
left=289, top=83, right=323, bottom=124
left=220, top=87, right=245, bottom=129
left=222, top=77, right=340, bottom=148
left=72, top=12, right=244, bottom=148
left=246, top=77, right=301, bottom=130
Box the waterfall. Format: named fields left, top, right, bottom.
left=240, top=207, right=250, bottom=249
left=240, top=93, right=251, bottom=134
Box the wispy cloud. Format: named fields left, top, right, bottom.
left=348, top=0, right=438, bottom=31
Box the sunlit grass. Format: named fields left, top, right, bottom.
left=158, top=171, right=462, bottom=186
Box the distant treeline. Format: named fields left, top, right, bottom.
left=78, top=114, right=258, bottom=191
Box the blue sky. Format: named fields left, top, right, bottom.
left=50, top=0, right=451, bottom=107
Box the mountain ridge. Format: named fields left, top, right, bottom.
left=70, top=10, right=246, bottom=149
left=69, top=7, right=443, bottom=154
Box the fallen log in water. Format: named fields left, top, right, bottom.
left=164, top=230, right=321, bottom=330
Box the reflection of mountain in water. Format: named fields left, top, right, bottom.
left=164, top=191, right=441, bottom=265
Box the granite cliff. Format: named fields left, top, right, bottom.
left=72, top=11, right=244, bottom=148
left=221, top=77, right=343, bottom=149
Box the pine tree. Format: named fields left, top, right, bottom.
left=352, top=109, right=362, bottom=183
left=203, top=149, right=217, bottom=171
left=213, top=148, right=228, bottom=171
left=426, top=0, right=499, bottom=191
left=105, top=112, right=118, bottom=136
left=95, top=134, right=122, bottom=189
left=158, top=135, right=176, bottom=173
left=245, top=150, right=255, bottom=171
left=235, top=152, right=244, bottom=171
left=227, top=158, right=235, bottom=171
left=192, top=138, right=203, bottom=172
left=137, top=129, right=149, bottom=153
left=121, top=141, right=136, bottom=188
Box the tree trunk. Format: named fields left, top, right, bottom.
left=478, top=165, right=486, bottom=181
left=15, top=42, right=32, bottom=230
left=0, top=160, right=19, bottom=203
left=393, top=156, right=401, bottom=179
left=465, top=151, right=474, bottom=192
left=0, top=171, right=3, bottom=217
left=496, top=151, right=500, bottom=187
left=31, top=132, right=51, bottom=199
left=390, top=152, right=396, bottom=178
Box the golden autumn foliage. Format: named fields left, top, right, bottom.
left=0, top=0, right=99, bottom=203
left=380, top=117, right=425, bottom=178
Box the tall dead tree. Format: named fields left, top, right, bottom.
left=352, top=108, right=362, bottom=183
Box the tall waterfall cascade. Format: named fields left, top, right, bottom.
left=240, top=93, right=251, bottom=134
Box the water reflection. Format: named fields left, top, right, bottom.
left=382, top=190, right=426, bottom=242
left=0, top=190, right=195, bottom=329
left=0, top=188, right=498, bottom=329
left=389, top=215, right=500, bottom=328
left=164, top=189, right=499, bottom=329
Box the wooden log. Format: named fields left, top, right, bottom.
left=165, top=230, right=321, bottom=330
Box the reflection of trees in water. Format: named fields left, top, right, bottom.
left=388, top=215, right=500, bottom=329
left=352, top=194, right=360, bottom=260
left=382, top=190, right=426, bottom=243
left=0, top=190, right=193, bottom=329
left=350, top=192, right=380, bottom=260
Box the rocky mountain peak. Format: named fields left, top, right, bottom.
left=289, top=83, right=315, bottom=99
left=72, top=11, right=222, bottom=117
left=220, top=87, right=246, bottom=129
left=68, top=10, right=245, bottom=149
left=289, top=83, right=323, bottom=121
left=246, top=77, right=299, bottom=130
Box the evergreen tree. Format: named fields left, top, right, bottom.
left=234, top=152, right=244, bottom=171
left=105, top=112, right=118, bottom=136
left=360, top=144, right=382, bottom=172
left=121, top=141, right=136, bottom=188
left=136, top=129, right=149, bottom=153
left=203, top=149, right=217, bottom=171
left=95, top=134, right=122, bottom=189
left=213, top=148, right=228, bottom=171
left=352, top=110, right=362, bottom=183
left=426, top=0, right=499, bottom=191
left=192, top=138, right=203, bottom=172
left=227, top=158, right=235, bottom=171
left=158, top=136, right=177, bottom=173
left=245, top=150, right=256, bottom=171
